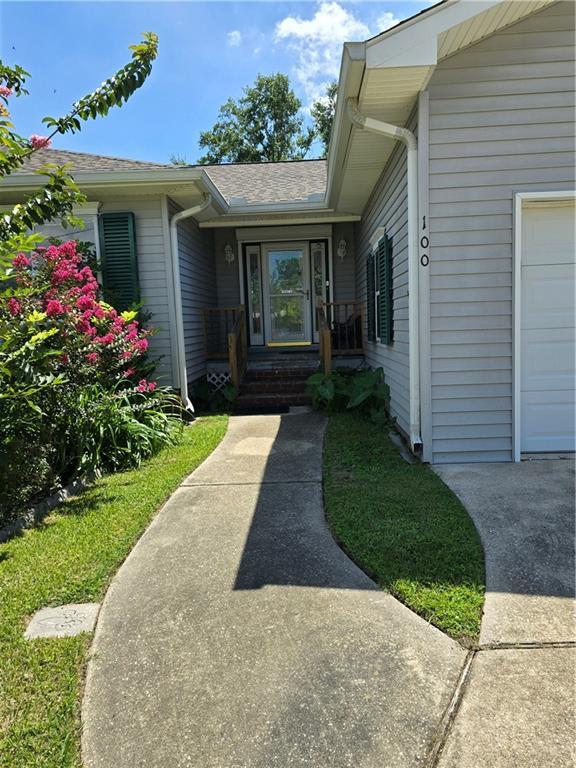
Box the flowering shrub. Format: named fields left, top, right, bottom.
left=0, top=36, right=162, bottom=526
left=0, top=240, right=182, bottom=525
left=3, top=240, right=153, bottom=388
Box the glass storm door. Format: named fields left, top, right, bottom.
left=263, top=243, right=311, bottom=344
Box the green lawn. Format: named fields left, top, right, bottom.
left=323, top=412, right=485, bottom=642
left=0, top=415, right=227, bottom=768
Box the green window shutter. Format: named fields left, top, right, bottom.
left=377, top=234, right=394, bottom=345
left=98, top=212, right=139, bottom=311
left=366, top=252, right=375, bottom=342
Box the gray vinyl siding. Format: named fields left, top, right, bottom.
left=332, top=222, right=356, bottom=302
left=214, top=228, right=241, bottom=306
left=355, top=113, right=416, bottom=437
left=427, top=1, right=575, bottom=463
left=35, top=196, right=176, bottom=386
left=170, top=199, right=216, bottom=385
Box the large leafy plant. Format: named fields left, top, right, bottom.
left=306, top=367, right=390, bottom=426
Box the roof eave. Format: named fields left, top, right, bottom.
left=1, top=167, right=229, bottom=213
left=325, top=42, right=366, bottom=211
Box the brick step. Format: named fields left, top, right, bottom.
left=245, top=366, right=318, bottom=381
left=240, top=379, right=310, bottom=395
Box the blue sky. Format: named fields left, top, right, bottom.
left=1, top=1, right=430, bottom=164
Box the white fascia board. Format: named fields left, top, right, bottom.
left=199, top=213, right=360, bottom=229
left=1, top=167, right=204, bottom=187
left=226, top=200, right=331, bottom=215
left=366, top=0, right=502, bottom=68
left=72, top=202, right=101, bottom=215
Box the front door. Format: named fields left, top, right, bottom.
left=262, top=242, right=312, bottom=345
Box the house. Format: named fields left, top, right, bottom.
left=2, top=0, right=574, bottom=463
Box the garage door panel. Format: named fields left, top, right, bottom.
left=522, top=327, right=575, bottom=392
left=521, top=392, right=576, bottom=453
left=522, top=203, right=575, bottom=266
left=520, top=201, right=575, bottom=454
left=521, top=264, right=575, bottom=329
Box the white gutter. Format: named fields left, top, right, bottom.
left=346, top=98, right=422, bottom=451
left=169, top=194, right=212, bottom=411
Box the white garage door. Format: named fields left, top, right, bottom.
left=521, top=200, right=576, bottom=453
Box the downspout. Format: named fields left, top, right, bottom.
left=169, top=194, right=212, bottom=411
left=346, top=98, right=422, bottom=451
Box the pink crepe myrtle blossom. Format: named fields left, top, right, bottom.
left=94, top=332, right=115, bottom=345
left=120, top=349, right=133, bottom=360
left=123, top=367, right=136, bottom=377
left=29, top=134, right=51, bottom=149
left=0, top=85, right=13, bottom=97
left=136, top=379, right=156, bottom=393
left=76, top=295, right=95, bottom=312
left=86, top=352, right=100, bottom=364
left=13, top=253, right=30, bottom=269
left=132, top=338, right=148, bottom=354
left=7, top=297, right=21, bottom=316
left=46, top=299, right=67, bottom=317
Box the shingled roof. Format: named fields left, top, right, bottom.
left=17, top=148, right=169, bottom=173
left=203, top=160, right=326, bottom=205
left=14, top=148, right=328, bottom=207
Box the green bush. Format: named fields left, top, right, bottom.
left=306, top=367, right=390, bottom=426
left=0, top=242, right=183, bottom=527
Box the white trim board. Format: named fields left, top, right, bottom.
left=235, top=224, right=332, bottom=243
left=512, top=190, right=576, bottom=462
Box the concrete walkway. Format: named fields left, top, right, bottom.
left=434, top=461, right=575, bottom=768
left=83, top=413, right=465, bottom=768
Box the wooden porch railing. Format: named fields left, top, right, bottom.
left=317, top=300, right=332, bottom=375
left=317, top=300, right=365, bottom=373
left=326, top=301, right=364, bottom=355
left=227, top=309, right=247, bottom=388
left=202, top=305, right=247, bottom=387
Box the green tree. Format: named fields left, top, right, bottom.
left=197, top=73, right=314, bottom=164
left=311, top=81, right=337, bottom=158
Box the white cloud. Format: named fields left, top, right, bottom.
left=274, top=2, right=405, bottom=106
left=226, top=30, right=242, bottom=47
left=274, top=2, right=371, bottom=104
left=375, top=11, right=403, bottom=33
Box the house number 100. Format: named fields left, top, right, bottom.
left=420, top=215, right=429, bottom=266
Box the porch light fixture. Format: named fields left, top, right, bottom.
left=224, top=242, right=235, bottom=264
left=337, top=238, right=347, bottom=262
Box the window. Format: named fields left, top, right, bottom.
left=366, top=233, right=393, bottom=345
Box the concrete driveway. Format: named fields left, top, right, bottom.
left=434, top=459, right=575, bottom=645
left=434, top=459, right=575, bottom=768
